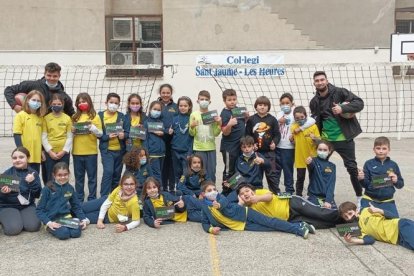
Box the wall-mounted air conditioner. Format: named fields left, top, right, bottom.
left=111, top=52, right=133, bottom=65
left=137, top=48, right=162, bottom=68
left=113, top=18, right=141, bottom=40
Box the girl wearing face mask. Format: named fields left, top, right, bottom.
left=98, top=93, right=126, bottom=198
left=36, top=162, right=89, bottom=240
left=177, top=154, right=210, bottom=198
left=71, top=92, right=102, bottom=202
left=81, top=173, right=140, bottom=233
left=123, top=147, right=153, bottom=196
left=42, top=93, right=73, bottom=182
left=142, top=177, right=187, bottom=228
left=275, top=93, right=315, bottom=195
left=144, top=101, right=166, bottom=186
left=305, top=140, right=337, bottom=209
left=291, top=106, right=320, bottom=197
left=0, top=147, right=41, bottom=236
left=13, top=90, right=47, bottom=174
left=124, top=93, right=146, bottom=151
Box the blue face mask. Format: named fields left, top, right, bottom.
left=297, top=118, right=307, bottom=126
left=281, top=105, right=291, bottom=114
left=317, top=150, right=329, bottom=159
left=51, top=105, right=63, bottom=113
left=150, top=110, right=161, bottom=118
left=29, top=100, right=41, bottom=110
left=140, top=158, right=147, bottom=165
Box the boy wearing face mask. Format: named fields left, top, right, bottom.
left=189, top=90, right=222, bottom=183
left=231, top=136, right=270, bottom=189
left=291, top=106, right=320, bottom=197
left=98, top=93, right=126, bottom=197
left=305, top=140, right=336, bottom=209
left=199, top=181, right=314, bottom=238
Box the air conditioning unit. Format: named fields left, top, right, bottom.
left=113, top=18, right=141, bottom=40
left=137, top=48, right=162, bottom=68
left=111, top=52, right=133, bottom=65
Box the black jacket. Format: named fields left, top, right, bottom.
left=309, top=83, right=364, bottom=140
left=4, top=77, right=75, bottom=116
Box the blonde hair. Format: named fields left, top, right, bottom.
left=23, top=90, right=47, bottom=117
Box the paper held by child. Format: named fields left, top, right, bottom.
left=231, top=107, right=247, bottom=119
left=129, top=125, right=146, bottom=140
left=371, top=174, right=393, bottom=189
left=147, top=122, right=164, bottom=133
left=106, top=122, right=123, bottom=135
left=73, top=122, right=90, bottom=135
left=336, top=222, right=361, bottom=237
left=155, top=206, right=175, bottom=220
left=0, top=174, right=20, bottom=193
left=201, top=110, right=219, bottom=125
left=56, top=217, right=81, bottom=229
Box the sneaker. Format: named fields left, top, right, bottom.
left=299, top=222, right=310, bottom=239
left=301, top=221, right=316, bottom=234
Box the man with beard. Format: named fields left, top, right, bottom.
left=309, top=71, right=364, bottom=208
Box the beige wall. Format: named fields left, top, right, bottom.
left=106, top=0, right=161, bottom=15
left=0, top=0, right=105, bottom=50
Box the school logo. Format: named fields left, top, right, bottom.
left=64, top=191, right=72, bottom=198
left=180, top=175, right=186, bottom=182
left=167, top=201, right=174, bottom=206
left=386, top=168, right=394, bottom=174
left=324, top=167, right=332, bottom=173
left=168, top=107, right=176, bottom=113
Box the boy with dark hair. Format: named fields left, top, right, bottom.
left=189, top=90, right=222, bottom=183
left=358, top=136, right=404, bottom=216
left=310, top=71, right=364, bottom=208
left=235, top=183, right=341, bottom=229
left=338, top=201, right=414, bottom=251
left=199, top=181, right=314, bottom=238
left=220, top=89, right=247, bottom=195
left=5, top=62, right=74, bottom=116
left=245, top=96, right=281, bottom=194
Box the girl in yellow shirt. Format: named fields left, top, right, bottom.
left=13, top=90, right=47, bottom=173
left=124, top=93, right=146, bottom=151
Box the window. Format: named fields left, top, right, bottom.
left=105, top=15, right=163, bottom=77
left=396, top=20, right=413, bottom=33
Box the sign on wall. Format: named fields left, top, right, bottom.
left=195, top=54, right=285, bottom=77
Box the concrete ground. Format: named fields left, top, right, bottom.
left=0, top=137, right=413, bottom=275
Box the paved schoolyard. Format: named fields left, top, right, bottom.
left=0, top=137, right=413, bottom=275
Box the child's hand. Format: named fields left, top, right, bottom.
left=357, top=169, right=364, bottom=180
left=323, top=202, right=332, bottom=209
left=48, top=150, right=58, bottom=160
left=190, top=118, right=199, bottom=128
left=115, top=224, right=127, bottom=233
left=1, top=186, right=11, bottom=193
left=228, top=116, right=238, bottom=127
left=278, top=117, right=286, bottom=124
left=55, top=151, right=65, bottom=159
left=294, top=128, right=301, bottom=134
left=80, top=220, right=87, bottom=230
left=118, top=131, right=125, bottom=140
left=174, top=197, right=184, bottom=208
left=211, top=227, right=221, bottom=235
left=389, top=172, right=398, bottom=184
left=25, top=172, right=36, bottom=183
left=71, top=126, right=76, bottom=134
left=253, top=143, right=258, bottom=151
left=154, top=131, right=164, bottom=136
left=309, top=133, right=315, bottom=139
left=332, top=103, right=343, bottom=115
left=109, top=133, right=118, bottom=139
left=344, top=233, right=357, bottom=244
left=253, top=154, right=264, bottom=165
left=289, top=135, right=294, bottom=143
left=269, top=141, right=276, bottom=150
left=368, top=202, right=382, bottom=214
left=47, top=221, right=61, bottom=231
left=41, top=151, right=46, bottom=162
left=222, top=181, right=230, bottom=188
left=214, top=116, right=222, bottom=126
left=305, top=157, right=313, bottom=165
left=96, top=219, right=105, bottom=229
left=238, top=195, right=245, bottom=206
left=168, top=127, right=173, bottom=135
left=154, top=218, right=163, bottom=228
left=212, top=200, right=221, bottom=209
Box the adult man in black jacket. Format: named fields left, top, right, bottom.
left=309, top=71, right=364, bottom=206
left=4, top=62, right=74, bottom=116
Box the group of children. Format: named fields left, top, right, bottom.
left=1, top=83, right=413, bottom=252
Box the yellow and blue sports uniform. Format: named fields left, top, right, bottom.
left=124, top=112, right=146, bottom=151
left=235, top=152, right=270, bottom=188
left=72, top=113, right=102, bottom=201
left=13, top=111, right=43, bottom=165
left=98, top=111, right=126, bottom=197
left=307, top=156, right=337, bottom=208
left=357, top=207, right=414, bottom=250
left=200, top=194, right=306, bottom=236
left=176, top=171, right=210, bottom=197
left=144, top=116, right=166, bottom=186
left=361, top=157, right=404, bottom=217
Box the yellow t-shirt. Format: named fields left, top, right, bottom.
left=358, top=208, right=400, bottom=245
left=209, top=206, right=246, bottom=231
left=151, top=195, right=187, bottom=222
left=43, top=113, right=72, bottom=152
left=250, top=189, right=290, bottom=221
left=131, top=115, right=142, bottom=148
left=291, top=123, right=320, bottom=168
left=103, top=111, right=121, bottom=151
left=72, top=113, right=102, bottom=155
left=13, top=111, right=43, bottom=163
left=107, top=186, right=140, bottom=223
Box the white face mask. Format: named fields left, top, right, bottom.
left=243, top=151, right=254, bottom=158
left=108, top=103, right=119, bottom=112
left=317, top=150, right=329, bottom=159
left=199, top=100, right=209, bottom=109
left=45, top=80, right=58, bottom=88
left=205, top=190, right=218, bottom=201
left=148, top=192, right=159, bottom=199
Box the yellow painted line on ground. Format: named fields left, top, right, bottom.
left=209, top=234, right=221, bottom=276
